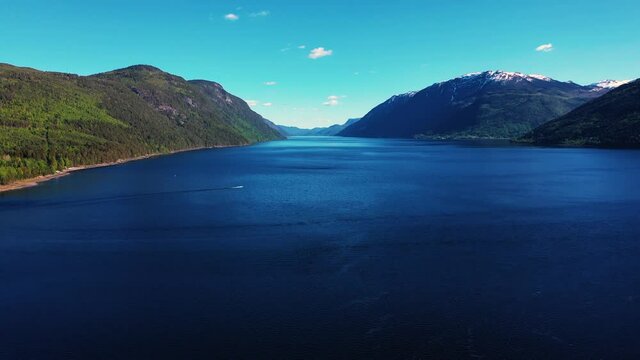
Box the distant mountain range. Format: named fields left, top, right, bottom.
left=339, top=71, right=628, bottom=139
left=0, top=63, right=283, bottom=185
left=520, top=79, right=640, bottom=147
left=277, top=118, right=360, bottom=136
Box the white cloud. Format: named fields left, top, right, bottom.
left=323, top=95, right=340, bottom=106
left=263, top=102, right=273, bottom=107
left=264, top=81, right=277, bottom=86
left=536, top=43, right=553, bottom=52
left=245, top=100, right=258, bottom=107
left=309, top=47, right=333, bottom=59
left=298, top=45, right=306, bottom=49
left=250, top=10, right=270, bottom=17
left=224, top=13, right=239, bottom=21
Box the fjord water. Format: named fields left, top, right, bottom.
left=2, top=136, right=640, bottom=359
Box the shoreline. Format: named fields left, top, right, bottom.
left=0, top=144, right=245, bottom=194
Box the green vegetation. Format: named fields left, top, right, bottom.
left=0, top=64, right=283, bottom=185
left=520, top=79, right=640, bottom=147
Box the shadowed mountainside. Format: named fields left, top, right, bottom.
left=520, top=79, right=640, bottom=147
left=339, top=71, right=622, bottom=139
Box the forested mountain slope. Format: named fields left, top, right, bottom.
left=0, top=64, right=283, bottom=184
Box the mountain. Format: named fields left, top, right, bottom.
left=278, top=118, right=360, bottom=136
left=520, top=79, right=640, bottom=147
left=277, top=125, right=314, bottom=136
left=339, top=71, right=624, bottom=139
left=588, top=79, right=631, bottom=91
left=0, top=63, right=283, bottom=185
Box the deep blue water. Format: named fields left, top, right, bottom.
left=2, top=136, right=640, bottom=359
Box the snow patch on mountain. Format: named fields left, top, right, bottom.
left=458, top=70, right=552, bottom=84
left=589, top=79, right=631, bottom=91
left=382, top=71, right=629, bottom=110
left=528, top=74, right=552, bottom=81
left=387, top=91, right=417, bottom=103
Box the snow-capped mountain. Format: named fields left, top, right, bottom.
left=458, top=70, right=552, bottom=83
left=445, top=71, right=628, bottom=91
left=588, top=79, right=631, bottom=91
left=339, top=70, right=621, bottom=139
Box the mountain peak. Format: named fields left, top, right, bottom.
left=589, top=79, right=631, bottom=91
left=459, top=70, right=552, bottom=83
left=97, top=65, right=168, bottom=77
left=120, top=64, right=165, bottom=73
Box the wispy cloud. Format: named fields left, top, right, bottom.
left=224, top=13, right=239, bottom=21
left=263, top=102, right=273, bottom=107
left=536, top=43, right=553, bottom=52
left=250, top=10, right=270, bottom=17
left=264, top=81, right=277, bottom=86
left=309, top=47, right=333, bottom=59
left=298, top=45, right=306, bottom=49
left=323, top=95, right=340, bottom=106
left=245, top=100, right=258, bottom=107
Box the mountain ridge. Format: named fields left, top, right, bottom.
left=339, top=70, right=626, bottom=139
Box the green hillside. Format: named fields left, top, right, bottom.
left=0, top=64, right=283, bottom=184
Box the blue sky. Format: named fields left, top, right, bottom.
left=1, top=0, right=639, bottom=128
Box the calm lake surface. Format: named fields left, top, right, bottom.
left=2, top=136, right=640, bottom=359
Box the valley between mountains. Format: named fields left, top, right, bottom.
left=1, top=64, right=638, bottom=189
